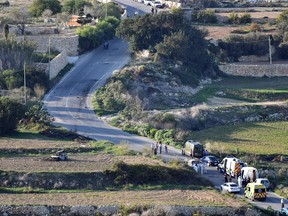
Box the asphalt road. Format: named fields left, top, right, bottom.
left=204, top=166, right=285, bottom=212
left=116, top=0, right=167, bottom=17
left=43, top=38, right=181, bottom=158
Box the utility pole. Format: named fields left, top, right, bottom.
left=269, top=36, right=272, bottom=65
left=48, top=36, right=51, bottom=79
left=105, top=0, right=108, bottom=18
left=23, top=61, right=27, bottom=106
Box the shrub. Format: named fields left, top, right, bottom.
left=192, top=9, right=218, bottom=24
left=29, top=0, right=61, bottom=17
left=2, top=70, right=23, bottom=90
left=239, top=13, right=252, bottom=24
left=227, top=12, right=239, bottom=24
left=77, top=16, right=120, bottom=52
left=246, top=23, right=262, bottom=32
left=0, top=97, right=24, bottom=134
left=23, top=101, right=54, bottom=127
left=276, top=42, right=288, bottom=59
left=219, top=32, right=269, bottom=61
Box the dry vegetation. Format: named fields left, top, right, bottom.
left=0, top=154, right=167, bottom=172
left=0, top=138, right=80, bottom=149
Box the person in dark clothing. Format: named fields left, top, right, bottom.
left=224, top=173, right=228, bottom=183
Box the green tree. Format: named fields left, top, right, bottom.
left=116, top=11, right=186, bottom=51
left=0, top=38, right=35, bottom=71
left=0, top=97, right=24, bottom=134
left=63, top=0, right=90, bottom=14
left=29, top=0, right=61, bottom=17
left=77, top=16, right=119, bottom=52
left=276, top=9, right=288, bottom=36
left=24, top=101, right=53, bottom=126
left=101, top=2, right=123, bottom=20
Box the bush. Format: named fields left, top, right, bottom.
left=276, top=42, right=288, bottom=59
left=239, top=13, right=252, bottom=24
left=29, top=0, right=61, bottom=17
left=2, top=70, right=23, bottom=90
left=227, top=12, right=239, bottom=24
left=23, top=101, right=54, bottom=127
left=0, top=97, right=24, bottom=134
left=192, top=9, right=218, bottom=24
left=219, top=32, right=269, bottom=61
left=77, top=16, right=120, bottom=52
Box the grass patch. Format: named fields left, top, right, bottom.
left=193, top=76, right=288, bottom=103
left=90, top=140, right=136, bottom=156
left=190, top=121, right=288, bottom=156
left=31, top=50, right=59, bottom=63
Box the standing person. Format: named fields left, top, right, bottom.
left=151, top=7, right=154, bottom=14
left=238, top=176, right=242, bottom=188
left=224, top=173, right=228, bottom=183
left=159, top=142, right=162, bottom=154
left=281, top=198, right=285, bottom=209
left=164, top=143, right=168, bottom=153
left=151, top=143, right=154, bottom=154
left=203, top=162, right=207, bottom=174
left=200, top=163, right=204, bottom=175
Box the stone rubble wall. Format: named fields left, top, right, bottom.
left=48, top=51, right=68, bottom=80
left=0, top=205, right=264, bottom=216
left=219, top=63, right=288, bottom=77
left=17, top=35, right=79, bottom=55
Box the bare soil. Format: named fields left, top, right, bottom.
left=0, top=190, right=245, bottom=207
left=0, top=154, right=167, bottom=172
left=0, top=138, right=85, bottom=149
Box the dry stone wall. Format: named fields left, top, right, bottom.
left=0, top=205, right=264, bottom=216
left=219, top=63, right=288, bottom=77
left=48, top=51, right=68, bottom=80
left=18, top=35, right=78, bottom=55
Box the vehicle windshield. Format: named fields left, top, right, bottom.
left=208, top=156, right=217, bottom=161
left=230, top=183, right=238, bottom=187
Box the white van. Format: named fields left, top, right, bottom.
left=241, top=167, right=259, bottom=182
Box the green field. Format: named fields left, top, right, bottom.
left=191, top=121, right=288, bottom=155
left=194, top=77, right=288, bottom=103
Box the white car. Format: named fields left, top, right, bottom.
left=144, top=0, right=153, bottom=5
left=255, top=178, right=271, bottom=190
left=220, top=182, right=240, bottom=193
left=151, top=1, right=163, bottom=8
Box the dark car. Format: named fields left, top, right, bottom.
left=200, top=155, right=219, bottom=166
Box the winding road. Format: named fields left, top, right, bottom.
left=43, top=38, right=180, bottom=158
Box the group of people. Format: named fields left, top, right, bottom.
left=151, top=7, right=158, bottom=14
left=151, top=141, right=168, bottom=155
left=194, top=162, right=207, bottom=174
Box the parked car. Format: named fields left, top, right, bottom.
left=200, top=155, right=219, bottom=166
left=144, top=0, right=153, bottom=5
left=151, top=1, right=163, bottom=8
left=220, top=182, right=240, bottom=193
left=255, top=178, right=271, bottom=190
left=279, top=208, right=288, bottom=216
